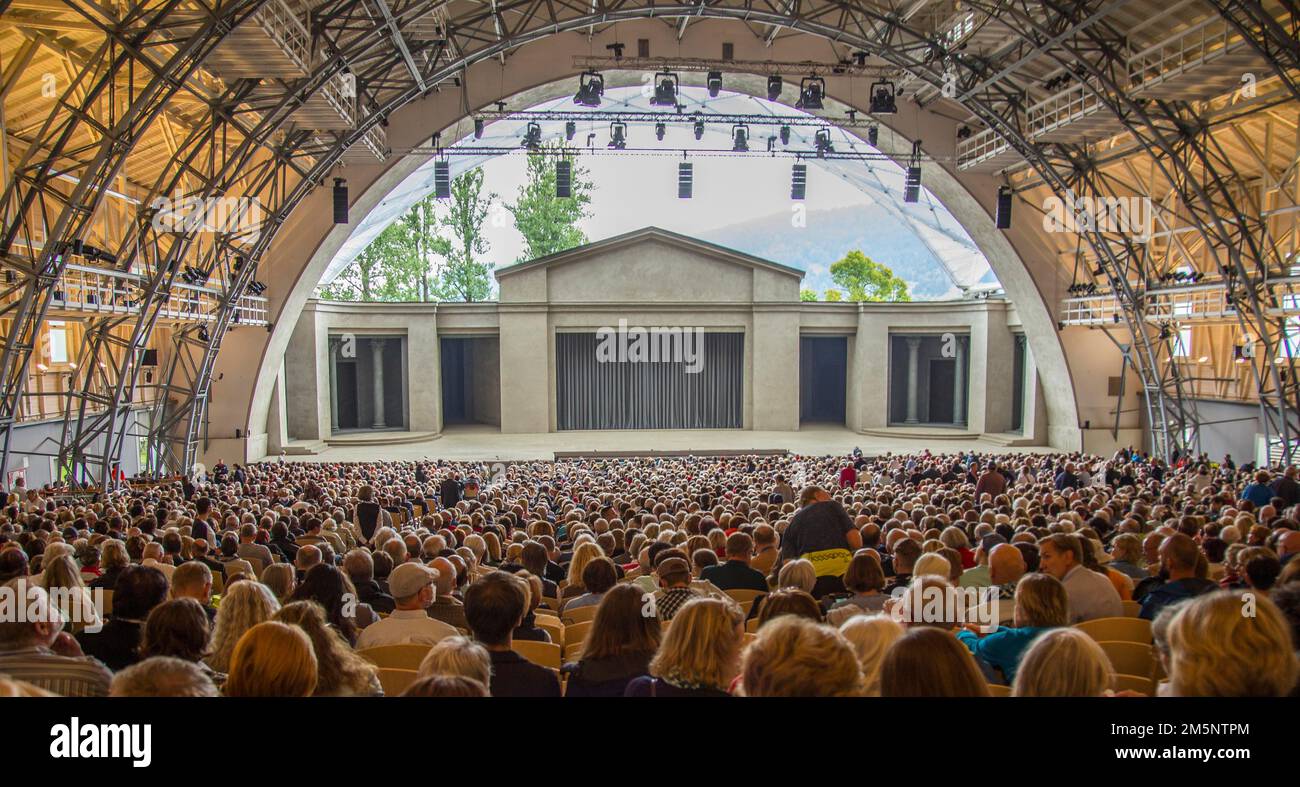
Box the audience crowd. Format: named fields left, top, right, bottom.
left=1, top=447, right=1298, bottom=698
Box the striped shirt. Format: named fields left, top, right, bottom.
left=0, top=646, right=113, bottom=697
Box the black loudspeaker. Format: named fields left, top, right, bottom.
left=996, top=186, right=1013, bottom=229
left=904, top=166, right=921, bottom=203
left=141, top=349, right=158, bottom=367
left=556, top=161, right=572, bottom=198
left=677, top=163, right=693, bottom=199
left=791, top=164, right=807, bottom=200
left=434, top=161, right=451, bottom=198
left=332, top=179, right=348, bottom=224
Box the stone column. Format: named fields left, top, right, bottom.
left=954, top=335, right=966, bottom=426
left=905, top=337, right=922, bottom=424
left=328, top=340, right=340, bottom=433
left=371, top=339, right=386, bottom=429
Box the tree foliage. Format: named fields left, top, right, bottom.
left=799, top=289, right=819, bottom=302
left=823, top=288, right=843, bottom=302
left=506, top=142, right=593, bottom=263
left=828, top=249, right=911, bottom=302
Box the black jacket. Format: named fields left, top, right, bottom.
left=700, top=560, right=768, bottom=592
left=562, top=653, right=652, bottom=698
left=76, top=619, right=144, bottom=672
left=487, top=649, right=561, bottom=697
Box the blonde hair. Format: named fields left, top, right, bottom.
left=1012, top=628, right=1113, bottom=697
left=839, top=615, right=905, bottom=696
left=206, top=579, right=280, bottom=673
left=1012, top=573, right=1069, bottom=628
left=1166, top=590, right=1298, bottom=697
left=224, top=621, right=318, bottom=697
left=565, top=541, right=605, bottom=591
left=649, top=597, right=743, bottom=691
left=417, top=635, right=492, bottom=686
left=260, top=563, right=296, bottom=602
left=913, top=552, right=952, bottom=579
left=741, top=616, right=861, bottom=697
left=274, top=601, right=377, bottom=696
left=777, top=558, right=815, bottom=593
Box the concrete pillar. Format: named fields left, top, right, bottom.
left=327, top=341, right=340, bottom=433
left=954, top=335, right=966, bottom=426
left=905, top=337, right=921, bottom=424
left=752, top=306, right=801, bottom=431
left=371, top=339, right=386, bottom=429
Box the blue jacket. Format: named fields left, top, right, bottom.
left=1139, top=578, right=1219, bottom=620
left=1241, top=482, right=1274, bottom=508
left=956, top=626, right=1053, bottom=683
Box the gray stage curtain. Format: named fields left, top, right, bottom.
left=557, top=332, right=743, bottom=430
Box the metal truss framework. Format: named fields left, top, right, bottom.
left=0, top=0, right=1297, bottom=485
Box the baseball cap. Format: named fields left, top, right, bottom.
left=389, top=562, right=438, bottom=598
left=656, top=556, right=691, bottom=584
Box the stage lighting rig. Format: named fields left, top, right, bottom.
left=795, top=76, right=825, bottom=110
left=473, top=118, right=484, bottom=139
left=779, top=125, right=790, bottom=145
left=651, top=71, right=679, bottom=106
left=656, top=122, right=666, bottom=141
left=608, top=121, right=627, bottom=149
left=870, top=80, right=898, bottom=114
left=565, top=121, right=576, bottom=141
left=522, top=122, right=542, bottom=150
left=767, top=75, right=783, bottom=101
left=707, top=71, right=723, bottom=98
left=904, top=140, right=922, bottom=203
left=814, top=128, right=835, bottom=157
left=574, top=71, right=604, bottom=107
left=693, top=118, right=705, bottom=140
left=732, top=124, right=750, bottom=152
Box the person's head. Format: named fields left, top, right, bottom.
left=388, top=562, right=438, bottom=610
left=1037, top=533, right=1083, bottom=580
left=295, top=545, right=322, bottom=572
left=755, top=588, right=822, bottom=628
left=110, top=656, right=218, bottom=698
left=430, top=556, right=456, bottom=598
left=274, top=600, right=377, bottom=697
left=342, top=549, right=375, bottom=583
left=0, top=580, right=63, bottom=650
left=838, top=615, right=905, bottom=696
left=224, top=621, right=318, bottom=697
left=111, top=564, right=170, bottom=620
left=988, top=543, right=1027, bottom=586
left=1165, top=590, right=1298, bottom=697
left=776, top=558, right=816, bottom=593
left=170, top=561, right=212, bottom=605
left=1012, top=572, right=1070, bottom=629
left=400, top=675, right=489, bottom=697
left=464, top=571, right=527, bottom=647
left=260, top=563, right=296, bottom=602
left=913, top=552, right=951, bottom=580
left=416, top=635, right=492, bottom=685
left=141, top=598, right=211, bottom=663
left=891, top=537, right=922, bottom=574
left=1012, top=628, right=1113, bottom=697
left=1243, top=552, right=1282, bottom=591
left=565, top=541, right=604, bottom=590
left=580, top=557, right=618, bottom=596
left=580, top=583, right=661, bottom=661
left=843, top=553, right=885, bottom=594
left=724, top=531, right=754, bottom=563
left=741, top=616, right=862, bottom=697
left=649, top=597, right=744, bottom=691
left=1111, top=533, right=1143, bottom=564
left=655, top=556, right=692, bottom=590
left=520, top=540, right=549, bottom=576
left=879, top=627, right=989, bottom=697
left=40, top=554, right=83, bottom=592
left=207, top=578, right=281, bottom=672
left=1159, top=533, right=1200, bottom=579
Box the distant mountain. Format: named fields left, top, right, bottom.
left=699, top=203, right=965, bottom=299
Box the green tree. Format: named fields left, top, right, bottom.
left=433, top=168, right=495, bottom=302
left=399, top=193, right=444, bottom=302
left=506, top=142, right=593, bottom=262
left=318, top=221, right=408, bottom=301
left=829, top=250, right=911, bottom=302
left=823, top=289, right=843, bottom=302
left=799, top=289, right=819, bottom=302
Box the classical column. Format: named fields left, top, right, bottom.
left=371, top=339, right=386, bottom=429
left=905, top=337, right=922, bottom=424
left=328, top=340, right=340, bottom=433
left=953, top=335, right=966, bottom=426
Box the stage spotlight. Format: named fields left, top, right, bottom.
left=474, top=118, right=484, bottom=139
left=732, top=124, right=750, bottom=152
left=522, top=122, right=542, bottom=150
left=767, top=75, right=783, bottom=101
left=678, top=162, right=693, bottom=198
left=814, top=128, right=835, bottom=157
left=247, top=281, right=267, bottom=296
left=651, top=71, right=679, bottom=106
left=791, top=163, right=807, bottom=200
left=995, top=186, right=1013, bottom=229
left=779, top=125, right=790, bottom=145
left=574, top=71, right=604, bottom=107
left=608, top=121, right=627, bottom=149
left=332, top=178, right=348, bottom=224
left=565, top=121, right=576, bottom=141
left=656, top=122, right=666, bottom=141
left=870, top=80, right=898, bottom=114
left=556, top=160, right=572, bottom=198
left=867, top=125, right=879, bottom=147
left=693, top=118, right=705, bottom=140
left=198, top=326, right=210, bottom=343
left=795, top=76, right=825, bottom=110
left=707, top=71, right=723, bottom=98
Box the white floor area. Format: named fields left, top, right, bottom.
left=287, top=423, right=1052, bottom=463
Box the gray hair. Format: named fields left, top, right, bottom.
left=110, top=656, right=218, bottom=697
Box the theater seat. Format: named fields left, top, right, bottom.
left=725, top=589, right=765, bottom=605
left=1113, top=673, right=1156, bottom=696
left=1096, top=640, right=1154, bottom=679
left=535, top=616, right=564, bottom=646
left=377, top=668, right=419, bottom=696
left=1120, top=600, right=1141, bottom=617
left=357, top=644, right=432, bottom=671
left=987, top=684, right=1012, bottom=697
left=560, top=605, right=598, bottom=625
left=1075, top=616, right=1152, bottom=644
left=512, top=640, right=562, bottom=670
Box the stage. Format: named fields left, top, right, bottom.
left=281, top=423, right=1051, bottom=463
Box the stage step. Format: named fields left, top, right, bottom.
left=858, top=427, right=982, bottom=441
left=982, top=432, right=1037, bottom=447
left=325, top=430, right=442, bottom=447
left=283, top=440, right=327, bottom=455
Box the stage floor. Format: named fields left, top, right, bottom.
left=286, top=423, right=1052, bottom=463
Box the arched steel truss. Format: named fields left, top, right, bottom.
left=1, top=0, right=1297, bottom=485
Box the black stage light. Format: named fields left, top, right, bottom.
left=779, top=125, right=790, bottom=145
left=522, top=122, right=542, bottom=150
left=574, top=71, right=604, bottom=107
left=656, top=122, right=666, bottom=141
left=870, top=80, right=898, bottom=114
left=474, top=118, right=484, bottom=139
left=565, top=121, right=576, bottom=141
left=608, top=121, right=627, bottom=149
left=796, top=76, right=825, bottom=110
left=707, top=71, right=723, bottom=98
left=767, top=75, right=783, bottom=101
left=814, top=128, right=835, bottom=157
left=693, top=118, right=705, bottom=140
left=732, top=124, right=749, bottom=152
left=904, top=140, right=922, bottom=203
left=867, top=125, right=879, bottom=146
left=651, top=71, right=679, bottom=106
